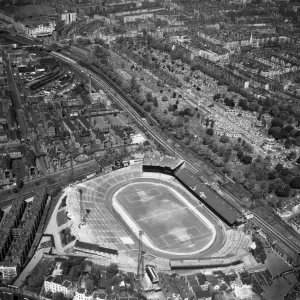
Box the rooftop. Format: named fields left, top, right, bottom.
left=175, top=168, right=240, bottom=225
left=74, top=240, right=118, bottom=255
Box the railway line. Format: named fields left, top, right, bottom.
left=0, top=168, right=102, bottom=209
left=51, top=51, right=300, bottom=256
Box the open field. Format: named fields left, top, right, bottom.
left=114, top=182, right=215, bottom=254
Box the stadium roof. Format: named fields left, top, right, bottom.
left=74, top=240, right=118, bottom=255
left=175, top=168, right=240, bottom=225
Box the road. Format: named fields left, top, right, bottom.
left=51, top=51, right=300, bottom=256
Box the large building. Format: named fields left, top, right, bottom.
left=0, top=189, right=48, bottom=280
left=24, top=18, right=56, bottom=38
left=0, top=262, right=19, bottom=280
left=44, top=275, right=75, bottom=298
left=61, top=11, right=77, bottom=25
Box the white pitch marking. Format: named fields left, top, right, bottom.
left=199, top=192, right=207, bottom=199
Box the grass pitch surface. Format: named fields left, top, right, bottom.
left=115, top=182, right=214, bottom=254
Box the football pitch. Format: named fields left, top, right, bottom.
left=114, top=182, right=215, bottom=254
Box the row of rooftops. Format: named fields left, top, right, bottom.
left=0, top=190, right=47, bottom=263
left=0, top=198, right=26, bottom=232
left=63, top=117, right=134, bottom=142
left=160, top=271, right=248, bottom=300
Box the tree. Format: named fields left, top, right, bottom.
left=144, top=103, right=152, bottom=112
left=284, top=138, right=293, bottom=149
left=242, top=155, right=252, bottom=164
left=172, top=117, right=183, bottom=128
left=248, top=101, right=258, bottom=112
left=288, top=151, right=297, bottom=161
left=61, top=260, right=72, bottom=276
left=269, top=127, right=282, bottom=140
left=223, top=164, right=232, bottom=175
left=205, top=118, right=210, bottom=127
left=284, top=125, right=294, bottom=133
left=168, top=103, right=174, bottom=112
left=183, top=115, right=190, bottom=123
left=146, top=92, right=153, bottom=102
left=94, top=37, right=105, bottom=45
left=105, top=287, right=113, bottom=294
left=233, top=170, right=245, bottom=184
left=270, top=104, right=279, bottom=116
left=214, top=93, right=221, bottom=101
left=224, top=98, right=235, bottom=107
left=275, top=163, right=284, bottom=172
left=271, top=117, right=284, bottom=128
left=53, top=292, right=65, bottom=300
left=212, top=142, right=220, bottom=153
left=275, top=184, right=290, bottom=197
left=162, top=95, right=168, bottom=102
left=77, top=38, right=91, bottom=46
left=219, top=135, right=229, bottom=143
left=223, top=149, right=232, bottom=163
left=16, top=177, right=24, bottom=189
left=234, top=142, right=243, bottom=152
left=238, top=98, right=248, bottom=110
left=206, top=128, right=214, bottom=136
left=243, top=143, right=253, bottom=153
left=287, top=115, right=294, bottom=124
left=279, top=111, right=289, bottom=121
left=217, top=144, right=225, bottom=157
left=86, top=278, right=95, bottom=291
left=295, top=136, right=300, bottom=146
left=290, top=177, right=300, bottom=189
left=237, top=150, right=244, bottom=159
left=107, top=263, right=119, bottom=274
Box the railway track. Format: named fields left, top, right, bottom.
left=0, top=168, right=101, bottom=209
left=51, top=52, right=300, bottom=256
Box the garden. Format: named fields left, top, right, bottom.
left=60, top=227, right=76, bottom=247
left=56, top=209, right=70, bottom=227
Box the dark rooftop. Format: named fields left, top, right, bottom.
left=74, top=240, right=118, bottom=255
left=175, top=168, right=240, bottom=225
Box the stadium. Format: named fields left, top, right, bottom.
left=65, top=153, right=252, bottom=269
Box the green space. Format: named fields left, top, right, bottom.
left=59, top=196, right=67, bottom=210
left=25, top=258, right=56, bottom=289
left=56, top=210, right=70, bottom=227
left=60, top=227, right=76, bottom=247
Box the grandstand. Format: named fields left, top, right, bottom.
left=169, top=256, right=243, bottom=270
left=175, top=168, right=241, bottom=226
left=67, top=164, right=143, bottom=252
left=142, top=153, right=184, bottom=173
left=65, top=154, right=251, bottom=268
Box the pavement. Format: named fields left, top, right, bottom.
left=44, top=189, right=76, bottom=254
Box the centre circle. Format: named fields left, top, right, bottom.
left=152, top=209, right=170, bottom=219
